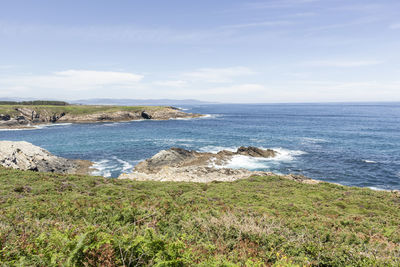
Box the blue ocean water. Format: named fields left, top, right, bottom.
left=1, top=103, right=400, bottom=190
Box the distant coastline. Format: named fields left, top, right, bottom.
left=0, top=103, right=204, bottom=129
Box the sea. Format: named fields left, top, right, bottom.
left=1, top=103, right=400, bottom=190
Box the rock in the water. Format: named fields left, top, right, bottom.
left=0, top=141, right=93, bottom=174
left=118, top=146, right=306, bottom=183
left=236, top=146, right=276, bottom=158
left=134, top=146, right=277, bottom=175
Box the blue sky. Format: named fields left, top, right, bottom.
left=0, top=0, right=399, bottom=103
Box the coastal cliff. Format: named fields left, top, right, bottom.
left=0, top=105, right=203, bottom=128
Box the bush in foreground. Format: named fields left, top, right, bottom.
left=0, top=167, right=399, bottom=266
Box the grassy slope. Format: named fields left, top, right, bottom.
left=0, top=105, right=166, bottom=116
left=0, top=168, right=399, bottom=266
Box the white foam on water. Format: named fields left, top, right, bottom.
left=0, top=128, right=37, bottom=131
left=222, top=155, right=273, bottom=170
left=171, top=117, right=193, bottom=121
left=102, top=122, right=122, bottom=127
left=269, top=147, right=307, bottom=162
left=198, top=114, right=221, bottom=119
left=91, top=159, right=115, bottom=178
left=368, top=186, right=385, bottom=191
left=169, top=114, right=218, bottom=121
left=362, top=160, right=377, bottom=164
left=207, top=146, right=306, bottom=170
left=113, top=156, right=135, bottom=173
left=0, top=123, right=73, bottom=131
left=92, top=157, right=143, bottom=177
left=199, top=146, right=238, bottom=154
left=34, top=123, right=73, bottom=129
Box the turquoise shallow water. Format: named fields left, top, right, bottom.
left=1, top=103, right=400, bottom=190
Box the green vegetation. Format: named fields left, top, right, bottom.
left=1, top=168, right=399, bottom=266
left=0, top=101, right=69, bottom=106
left=0, top=105, right=166, bottom=116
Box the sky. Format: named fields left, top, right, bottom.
left=0, top=0, right=400, bottom=103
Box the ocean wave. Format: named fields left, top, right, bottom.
left=200, top=146, right=306, bottom=160
left=34, top=123, right=73, bottom=129
left=92, top=157, right=140, bottom=177
left=198, top=114, right=221, bottom=119
left=0, top=128, right=37, bottom=131
left=0, top=123, right=73, bottom=131
left=91, top=159, right=114, bottom=178
left=167, top=114, right=220, bottom=121
left=171, top=117, right=193, bottom=121
left=113, top=156, right=135, bottom=173
left=221, top=155, right=274, bottom=170
left=205, top=146, right=306, bottom=170
left=102, top=122, right=122, bottom=127
left=269, top=147, right=307, bottom=161
left=199, top=146, right=238, bottom=154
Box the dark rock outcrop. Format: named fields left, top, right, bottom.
left=236, top=146, right=276, bottom=157
left=141, top=111, right=152, bottom=119
left=0, top=114, right=11, bottom=121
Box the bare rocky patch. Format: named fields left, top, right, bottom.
left=0, top=141, right=93, bottom=174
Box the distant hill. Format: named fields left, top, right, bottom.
left=0, top=100, right=69, bottom=106
left=0, top=98, right=218, bottom=106
left=70, top=98, right=218, bottom=106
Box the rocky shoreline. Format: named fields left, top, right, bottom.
left=1, top=141, right=398, bottom=194
left=0, top=141, right=94, bottom=175
left=0, top=106, right=203, bottom=129
left=0, top=141, right=318, bottom=184
left=119, top=147, right=321, bottom=184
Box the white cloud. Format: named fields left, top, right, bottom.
left=207, top=84, right=265, bottom=95
left=153, top=80, right=188, bottom=87
left=0, top=70, right=143, bottom=97
left=303, top=60, right=382, bottom=68
left=182, top=67, right=256, bottom=83
left=221, top=21, right=291, bottom=29
left=54, top=70, right=143, bottom=85
left=159, top=83, right=266, bottom=103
